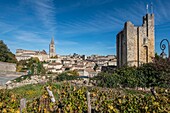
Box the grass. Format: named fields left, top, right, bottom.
left=122, top=88, right=152, bottom=96
left=9, top=84, right=44, bottom=100
left=8, top=82, right=61, bottom=100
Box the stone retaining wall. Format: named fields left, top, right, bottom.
left=0, top=61, right=16, bottom=72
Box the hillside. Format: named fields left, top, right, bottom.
left=0, top=83, right=169, bottom=112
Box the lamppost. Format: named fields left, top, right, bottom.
left=160, top=39, right=170, bottom=58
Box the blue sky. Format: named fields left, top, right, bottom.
left=0, top=0, right=170, bottom=56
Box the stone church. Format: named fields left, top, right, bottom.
left=116, top=12, right=155, bottom=67
left=16, top=37, right=56, bottom=61
left=49, top=37, right=56, bottom=58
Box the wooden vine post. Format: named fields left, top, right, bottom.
left=20, top=98, right=26, bottom=113
left=46, top=86, right=56, bottom=103
left=87, top=91, right=91, bottom=113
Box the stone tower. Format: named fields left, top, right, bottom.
left=116, top=12, right=155, bottom=67
left=49, top=37, right=56, bottom=58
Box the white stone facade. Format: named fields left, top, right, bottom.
left=16, top=49, right=49, bottom=61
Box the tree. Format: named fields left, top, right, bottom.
left=17, top=57, right=46, bottom=75
left=0, top=40, right=17, bottom=63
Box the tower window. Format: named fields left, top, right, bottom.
left=143, top=37, right=148, bottom=47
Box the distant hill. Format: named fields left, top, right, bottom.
left=0, top=40, right=17, bottom=63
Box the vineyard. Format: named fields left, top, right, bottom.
left=0, top=83, right=170, bottom=113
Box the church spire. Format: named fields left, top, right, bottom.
left=49, top=36, right=56, bottom=58
left=51, top=37, right=55, bottom=44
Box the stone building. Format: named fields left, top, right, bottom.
left=49, top=37, right=56, bottom=58
left=16, top=49, right=48, bottom=61
left=116, top=13, right=155, bottom=67
left=16, top=37, right=56, bottom=61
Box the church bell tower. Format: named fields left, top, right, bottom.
left=49, top=37, right=56, bottom=58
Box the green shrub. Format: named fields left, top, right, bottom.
left=93, top=57, right=170, bottom=88
left=56, top=72, right=78, bottom=81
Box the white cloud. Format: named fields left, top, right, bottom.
left=30, top=0, right=57, bottom=34
left=0, top=22, right=22, bottom=35
left=154, top=0, right=170, bottom=25
left=57, top=11, right=124, bottom=36
left=56, top=40, right=79, bottom=46
left=14, top=31, right=49, bottom=43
